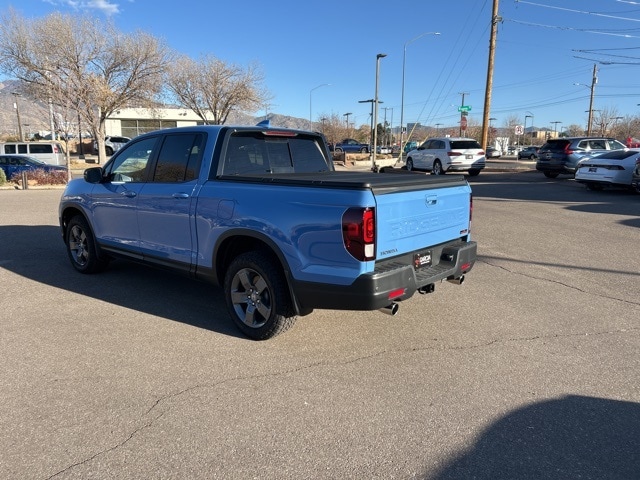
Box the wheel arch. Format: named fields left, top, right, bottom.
left=60, top=205, right=90, bottom=243
left=211, top=229, right=311, bottom=317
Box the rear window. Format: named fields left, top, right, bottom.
left=540, top=140, right=570, bottom=151
left=221, top=131, right=329, bottom=176
left=450, top=140, right=481, bottom=150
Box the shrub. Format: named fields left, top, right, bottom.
left=9, top=168, right=68, bottom=186
left=0, top=168, right=6, bottom=185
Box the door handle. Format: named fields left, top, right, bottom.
left=120, top=190, right=137, bottom=198
left=172, top=193, right=190, bottom=199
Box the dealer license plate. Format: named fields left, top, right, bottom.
left=466, top=154, right=473, bottom=159
left=413, top=251, right=432, bottom=269
left=589, top=167, right=597, bottom=172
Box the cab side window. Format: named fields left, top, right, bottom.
left=152, top=133, right=205, bottom=182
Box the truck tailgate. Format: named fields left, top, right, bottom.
left=375, top=182, right=471, bottom=259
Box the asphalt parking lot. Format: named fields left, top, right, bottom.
left=1, top=171, right=638, bottom=479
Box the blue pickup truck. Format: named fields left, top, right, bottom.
left=59, top=124, right=476, bottom=339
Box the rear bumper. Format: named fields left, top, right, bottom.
left=292, top=239, right=477, bottom=312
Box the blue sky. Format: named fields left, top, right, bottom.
left=6, top=0, right=640, bottom=132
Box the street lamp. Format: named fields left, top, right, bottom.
left=372, top=53, right=386, bottom=171
left=488, top=117, right=496, bottom=147
left=309, top=83, right=330, bottom=131
left=399, top=31, right=440, bottom=161
left=343, top=112, right=352, bottom=130
left=12, top=92, right=23, bottom=141
left=435, top=123, right=442, bottom=134
left=524, top=112, right=533, bottom=145
left=551, top=121, right=562, bottom=136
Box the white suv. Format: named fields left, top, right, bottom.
left=405, top=137, right=486, bottom=176
left=93, top=136, right=131, bottom=156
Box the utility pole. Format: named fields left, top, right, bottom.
left=587, top=63, right=598, bottom=136
left=481, top=0, right=500, bottom=150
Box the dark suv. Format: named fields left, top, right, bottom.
left=536, top=137, right=626, bottom=178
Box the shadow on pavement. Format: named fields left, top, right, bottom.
left=431, top=395, right=640, bottom=480
left=1, top=224, right=245, bottom=339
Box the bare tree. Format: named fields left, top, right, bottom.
left=0, top=9, right=170, bottom=163
left=165, top=54, right=269, bottom=125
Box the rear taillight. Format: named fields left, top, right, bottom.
left=342, top=207, right=376, bottom=261
left=448, top=151, right=462, bottom=157
left=564, top=145, right=574, bottom=154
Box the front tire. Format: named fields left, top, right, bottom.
left=360, top=147, right=369, bottom=154
left=65, top=215, right=109, bottom=274
left=543, top=171, right=559, bottom=178
left=223, top=251, right=296, bottom=340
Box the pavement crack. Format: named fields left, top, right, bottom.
left=478, top=258, right=640, bottom=307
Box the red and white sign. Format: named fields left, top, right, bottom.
left=460, top=116, right=468, bottom=131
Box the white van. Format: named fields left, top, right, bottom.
left=0, top=142, right=66, bottom=165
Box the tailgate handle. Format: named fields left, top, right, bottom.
left=426, top=195, right=438, bottom=206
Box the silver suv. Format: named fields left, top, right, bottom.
left=405, top=137, right=485, bottom=176
left=94, top=136, right=131, bottom=156
left=536, top=137, right=626, bottom=178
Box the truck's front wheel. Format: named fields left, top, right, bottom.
left=223, top=252, right=297, bottom=340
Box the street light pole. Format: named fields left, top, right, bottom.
left=551, top=121, right=562, bottom=137
left=399, top=31, right=440, bottom=162
left=372, top=53, right=386, bottom=171
left=309, top=83, right=330, bottom=131
left=524, top=112, right=533, bottom=145
left=343, top=112, right=352, bottom=131
left=12, top=92, right=23, bottom=141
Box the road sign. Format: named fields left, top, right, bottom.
left=458, top=105, right=471, bottom=112
left=515, top=125, right=524, bottom=135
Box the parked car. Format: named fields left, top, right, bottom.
left=330, top=138, right=369, bottom=154
left=485, top=146, right=502, bottom=158
left=0, top=141, right=66, bottom=165
left=574, top=149, right=640, bottom=190
left=632, top=155, right=640, bottom=193
left=518, top=146, right=540, bottom=160
left=405, top=137, right=485, bottom=176
left=536, top=137, right=626, bottom=178
left=376, top=145, right=393, bottom=154
left=0, top=154, right=67, bottom=178
left=93, top=136, right=131, bottom=156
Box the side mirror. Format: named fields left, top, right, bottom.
left=84, top=167, right=104, bottom=184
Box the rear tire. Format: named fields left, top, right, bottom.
left=223, top=251, right=296, bottom=340
left=543, top=171, right=559, bottom=178
left=586, top=183, right=604, bottom=191
left=360, top=147, right=369, bottom=154
left=432, top=160, right=444, bottom=175
left=467, top=169, right=481, bottom=177
left=65, top=215, right=110, bottom=274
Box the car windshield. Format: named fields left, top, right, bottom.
left=450, top=141, right=481, bottom=149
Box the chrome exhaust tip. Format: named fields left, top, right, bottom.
left=447, top=275, right=465, bottom=285
left=379, top=303, right=399, bottom=316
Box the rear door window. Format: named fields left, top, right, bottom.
left=152, top=133, right=205, bottom=182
